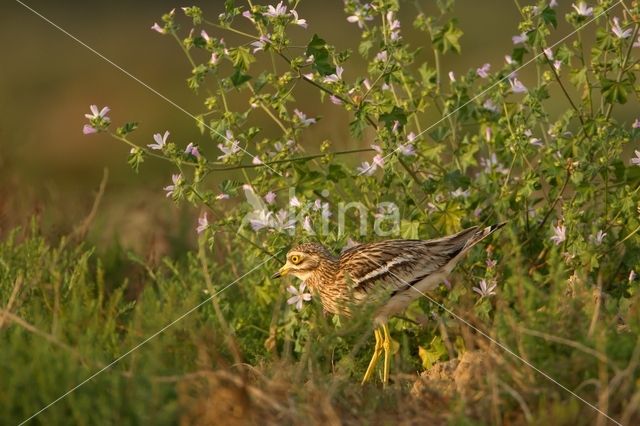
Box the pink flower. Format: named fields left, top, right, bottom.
left=184, top=142, right=200, bottom=158
left=294, top=109, right=316, bottom=126
left=265, top=191, right=276, bottom=204
left=329, top=95, right=343, bottom=105
left=633, top=118, right=640, bottom=129
left=290, top=196, right=301, bottom=208
left=265, top=2, right=287, bottom=18
left=476, top=63, right=491, bottom=78
left=83, top=124, right=97, bottom=135
left=151, top=23, right=166, bottom=34
left=473, top=279, right=497, bottom=298
left=550, top=224, right=566, bottom=245
left=572, top=2, right=593, bottom=17
left=290, top=10, right=307, bottom=28
left=512, top=33, right=528, bottom=45
left=164, top=174, right=182, bottom=198
left=612, top=17, right=632, bottom=39
left=509, top=77, right=527, bottom=93
left=197, top=212, right=209, bottom=234
left=148, top=131, right=169, bottom=150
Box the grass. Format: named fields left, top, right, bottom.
left=1, top=216, right=640, bottom=425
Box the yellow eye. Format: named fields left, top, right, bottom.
left=290, top=255, right=301, bottom=264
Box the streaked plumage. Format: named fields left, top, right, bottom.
left=273, top=223, right=505, bottom=385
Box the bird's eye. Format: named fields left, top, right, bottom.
left=290, top=255, right=301, bottom=264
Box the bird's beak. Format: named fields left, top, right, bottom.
left=272, top=265, right=289, bottom=279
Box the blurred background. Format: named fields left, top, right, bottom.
left=1, top=0, right=635, bottom=258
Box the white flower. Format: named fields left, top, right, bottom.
left=294, top=109, right=316, bottom=126
left=85, top=105, right=111, bottom=121
left=290, top=10, right=307, bottom=28
left=612, top=17, right=632, bottom=39
left=163, top=174, right=182, bottom=198
left=399, top=144, right=416, bottom=157
left=287, top=282, right=312, bottom=311
left=323, top=66, right=344, bottom=84
left=249, top=209, right=273, bottom=231
left=572, top=2, right=593, bottom=17
left=251, top=35, right=270, bottom=53
left=472, top=279, right=497, bottom=298
left=550, top=224, right=566, bottom=245
left=346, top=7, right=373, bottom=29
left=290, top=196, right=301, bottom=208
left=633, top=118, right=640, bottom=129
left=210, top=52, right=220, bottom=65
left=216, top=193, right=230, bottom=200
left=217, top=130, right=241, bottom=160
left=147, top=131, right=168, bottom=150
left=265, top=2, right=287, bottom=18
left=631, top=150, right=640, bottom=166
left=485, top=127, right=492, bottom=142
left=630, top=270, right=637, bottom=282
left=302, top=216, right=314, bottom=233
left=543, top=47, right=554, bottom=60
left=483, top=99, right=499, bottom=113
left=530, top=137, right=543, bottom=147
left=196, top=212, right=208, bottom=234
left=448, top=71, right=456, bottom=82
left=273, top=209, right=296, bottom=231
left=480, top=153, right=508, bottom=174
left=451, top=188, right=470, bottom=198
left=505, top=55, right=516, bottom=65
left=592, top=230, right=607, bottom=245
left=512, top=33, right=528, bottom=45
left=375, top=50, right=388, bottom=62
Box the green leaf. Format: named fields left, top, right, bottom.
left=601, top=78, right=631, bottom=104
left=230, top=46, right=255, bottom=71
left=379, top=106, right=407, bottom=129
left=432, top=20, right=463, bottom=54
left=400, top=220, right=420, bottom=239
left=116, top=122, right=139, bottom=137
left=230, top=68, right=252, bottom=87
left=418, top=336, right=447, bottom=369
left=306, top=34, right=335, bottom=76
left=541, top=6, right=557, bottom=28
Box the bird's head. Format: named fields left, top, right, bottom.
left=272, top=242, right=334, bottom=281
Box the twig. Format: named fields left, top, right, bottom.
left=71, top=168, right=109, bottom=241
left=518, top=326, right=615, bottom=369
left=0, top=310, right=86, bottom=363
left=197, top=239, right=243, bottom=364
left=0, top=275, right=24, bottom=329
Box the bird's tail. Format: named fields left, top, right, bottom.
left=462, top=222, right=507, bottom=251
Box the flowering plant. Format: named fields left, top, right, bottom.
left=77, top=0, right=640, bottom=420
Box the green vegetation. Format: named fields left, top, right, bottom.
left=4, top=0, right=640, bottom=424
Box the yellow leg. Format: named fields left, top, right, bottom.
left=361, top=328, right=383, bottom=385
left=382, top=324, right=392, bottom=387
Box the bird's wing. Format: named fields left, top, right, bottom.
left=338, top=227, right=482, bottom=296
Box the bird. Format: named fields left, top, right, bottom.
left=272, top=222, right=505, bottom=386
